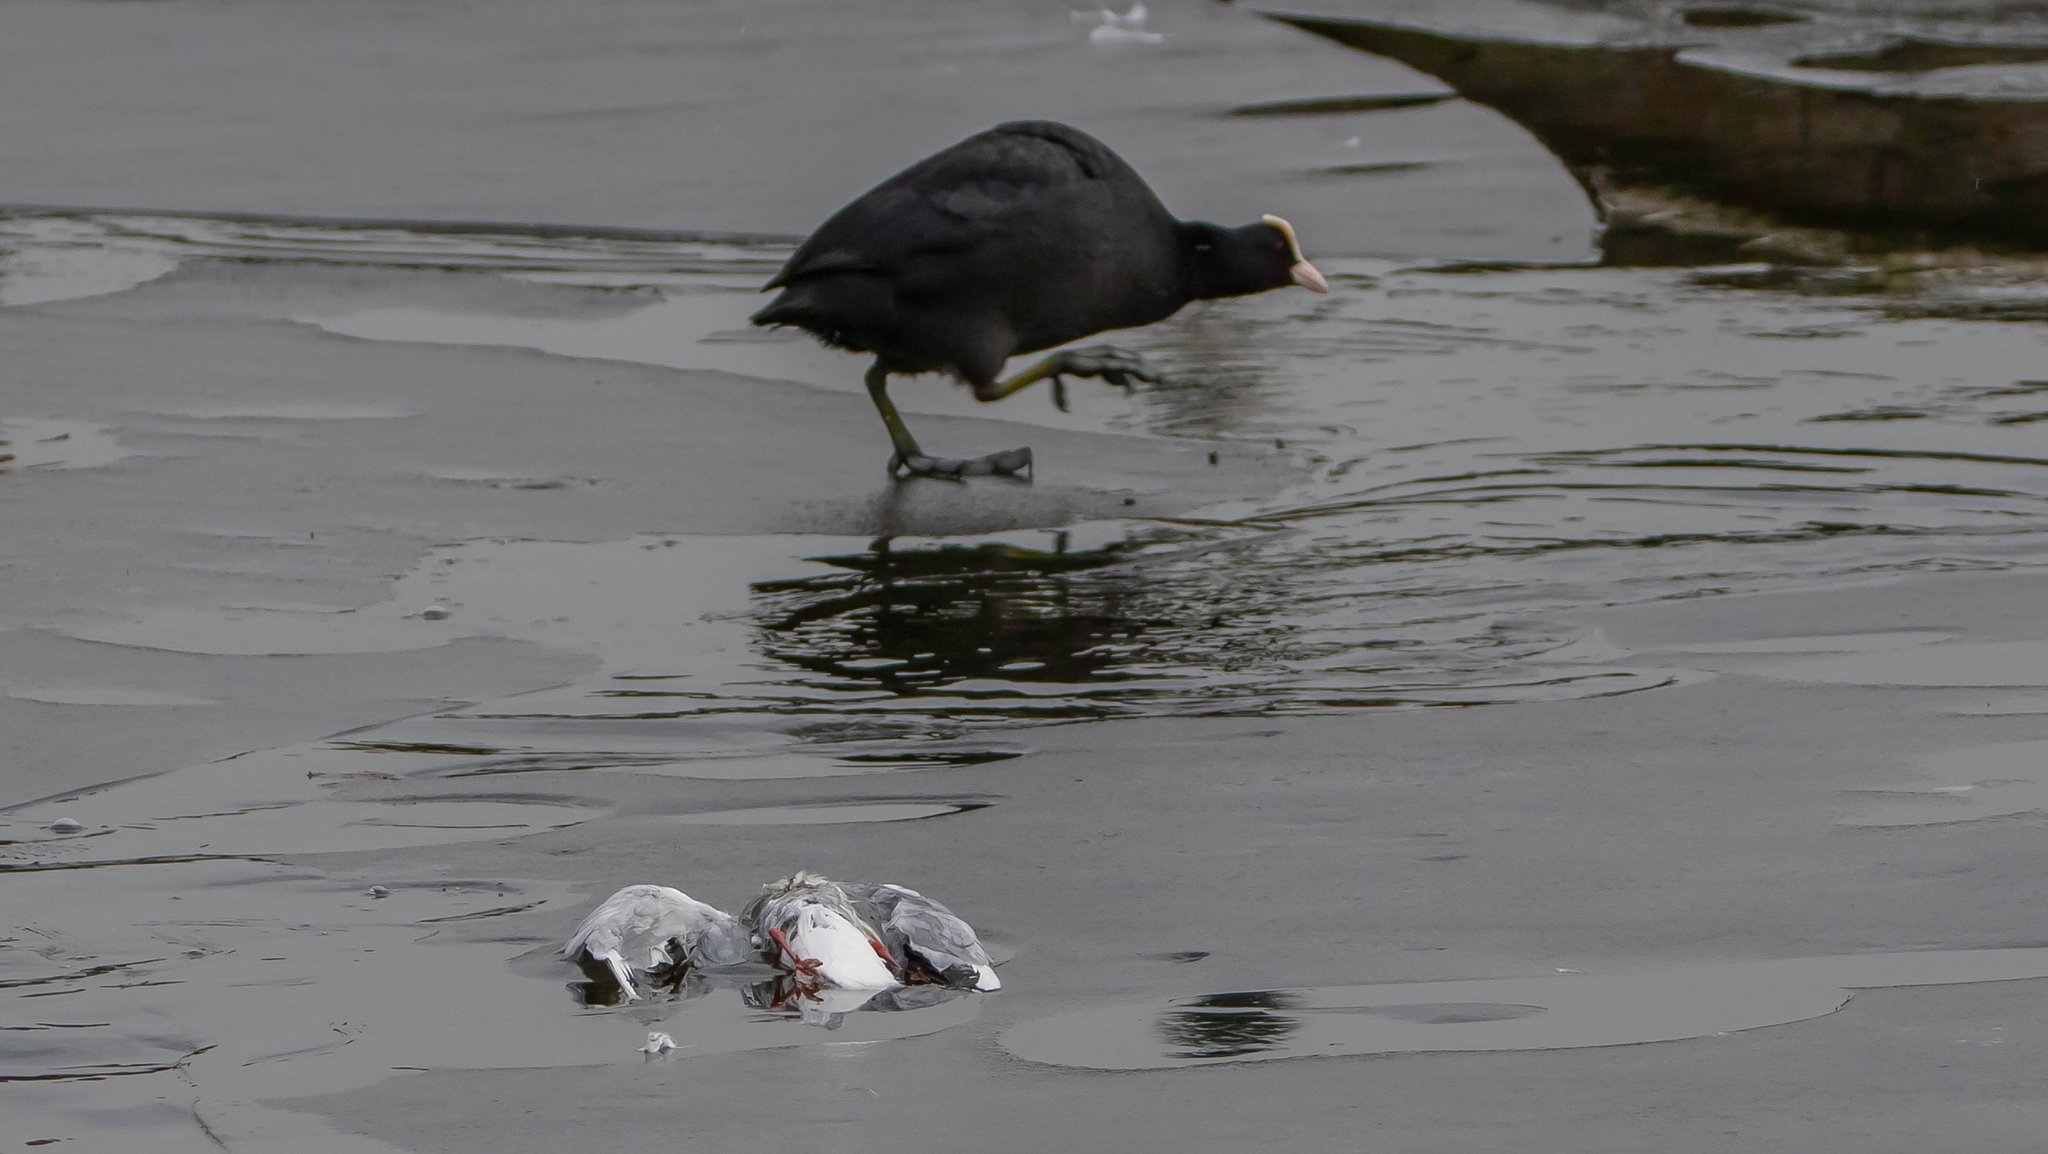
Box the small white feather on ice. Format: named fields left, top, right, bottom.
left=1084, top=3, right=1163, bottom=44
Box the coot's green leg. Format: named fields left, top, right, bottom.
left=866, top=362, right=1033, bottom=481
left=972, top=346, right=1164, bottom=412
left=864, top=362, right=929, bottom=464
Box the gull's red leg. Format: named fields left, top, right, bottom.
left=868, top=938, right=904, bottom=979
left=766, top=927, right=822, bottom=978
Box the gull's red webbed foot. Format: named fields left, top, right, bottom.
left=766, top=927, right=823, bottom=979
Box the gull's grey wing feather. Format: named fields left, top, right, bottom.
left=563, top=884, right=737, bottom=1000
left=847, top=882, right=1000, bottom=991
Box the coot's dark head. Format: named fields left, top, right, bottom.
left=1182, top=214, right=1329, bottom=302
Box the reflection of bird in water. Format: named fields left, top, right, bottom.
left=564, top=872, right=1002, bottom=1007
left=752, top=533, right=1149, bottom=696
left=752, top=120, right=1326, bottom=479
left=1157, top=990, right=1304, bottom=1060
left=561, top=884, right=752, bottom=1004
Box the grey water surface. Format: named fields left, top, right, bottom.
left=5, top=2, right=2048, bottom=1152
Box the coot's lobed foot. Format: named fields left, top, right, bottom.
left=1058, top=345, right=1163, bottom=390
left=890, top=447, right=1033, bottom=481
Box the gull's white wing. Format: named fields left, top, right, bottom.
left=564, top=884, right=731, bottom=1001
left=787, top=904, right=900, bottom=990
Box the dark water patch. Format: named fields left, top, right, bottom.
left=337, top=740, right=501, bottom=758
left=1004, top=948, right=2048, bottom=1070
left=1809, top=406, right=1932, bottom=423
left=1795, top=39, right=2048, bottom=73
left=1681, top=6, right=1806, bottom=28
left=1159, top=990, right=1303, bottom=1059
left=666, top=800, right=989, bottom=826
left=1227, top=92, right=1455, bottom=117
left=829, top=749, right=1023, bottom=770
left=1312, top=160, right=1436, bottom=178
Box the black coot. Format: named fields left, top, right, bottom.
left=753, top=120, right=1327, bottom=479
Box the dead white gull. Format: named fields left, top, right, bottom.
left=743, top=871, right=901, bottom=992
left=564, top=872, right=1002, bottom=1001
left=561, top=883, right=752, bottom=1003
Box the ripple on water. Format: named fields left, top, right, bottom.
left=1001, top=949, right=2048, bottom=1070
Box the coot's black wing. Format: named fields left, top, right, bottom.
left=763, top=121, right=1157, bottom=291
